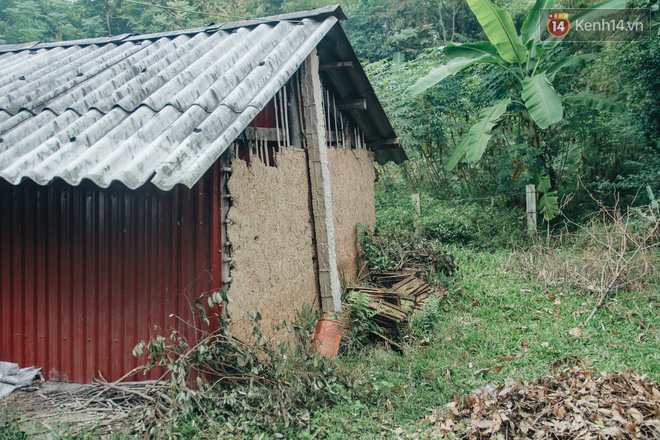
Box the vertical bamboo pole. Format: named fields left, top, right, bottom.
left=296, top=72, right=305, bottom=148
left=340, top=112, right=345, bottom=149
left=278, top=89, right=287, bottom=148
left=274, top=93, right=282, bottom=150
left=332, top=94, right=338, bottom=148
left=289, top=78, right=303, bottom=148
left=301, top=49, right=342, bottom=313
left=283, top=86, right=290, bottom=148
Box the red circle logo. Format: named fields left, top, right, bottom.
left=547, top=13, right=570, bottom=38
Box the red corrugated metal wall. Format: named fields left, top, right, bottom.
left=0, top=163, right=223, bottom=383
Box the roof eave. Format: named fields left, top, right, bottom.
left=316, top=22, right=407, bottom=165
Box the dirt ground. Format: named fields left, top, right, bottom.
left=0, top=380, right=147, bottom=439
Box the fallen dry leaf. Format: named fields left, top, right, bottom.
left=474, top=366, right=504, bottom=376
left=569, top=327, right=583, bottom=337
left=423, top=363, right=660, bottom=439
left=380, top=426, right=404, bottom=436
left=393, top=384, right=410, bottom=394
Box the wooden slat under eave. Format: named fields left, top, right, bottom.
left=367, top=138, right=401, bottom=150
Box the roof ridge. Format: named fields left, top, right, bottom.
left=0, top=5, right=345, bottom=54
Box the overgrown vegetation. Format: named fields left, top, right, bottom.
left=4, top=191, right=658, bottom=439
left=130, top=299, right=356, bottom=438
left=0, top=422, right=26, bottom=440
left=376, top=189, right=527, bottom=249
left=305, top=211, right=659, bottom=437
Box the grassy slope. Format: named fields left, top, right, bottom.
left=303, top=247, right=660, bottom=439
left=3, top=192, right=657, bottom=439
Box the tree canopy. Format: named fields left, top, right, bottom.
left=0, top=0, right=658, bottom=222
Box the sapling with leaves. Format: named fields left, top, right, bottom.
left=407, top=0, right=627, bottom=220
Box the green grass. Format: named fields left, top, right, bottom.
left=7, top=246, right=656, bottom=439
left=6, top=191, right=657, bottom=439
left=300, top=247, right=660, bottom=439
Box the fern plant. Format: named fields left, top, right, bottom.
left=346, top=290, right=383, bottom=347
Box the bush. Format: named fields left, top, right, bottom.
left=357, top=224, right=457, bottom=276
left=132, top=296, right=356, bottom=437
left=0, top=422, right=26, bottom=440
left=375, top=188, right=527, bottom=249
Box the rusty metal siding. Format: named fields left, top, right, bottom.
left=0, top=163, right=222, bottom=383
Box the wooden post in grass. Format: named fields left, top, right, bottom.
left=411, top=193, right=420, bottom=215
left=526, top=184, right=537, bottom=236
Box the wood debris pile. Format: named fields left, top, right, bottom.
left=347, top=271, right=440, bottom=329
left=427, top=359, right=660, bottom=439
left=0, top=375, right=169, bottom=437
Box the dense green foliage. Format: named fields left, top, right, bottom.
left=405, top=0, right=637, bottom=220
left=1, top=0, right=657, bottom=227
left=0, top=0, right=483, bottom=61
left=375, top=188, right=527, bottom=248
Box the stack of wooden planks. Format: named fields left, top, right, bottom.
left=346, top=271, right=438, bottom=329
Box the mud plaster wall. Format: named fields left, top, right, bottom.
left=327, top=148, right=376, bottom=282
left=226, top=148, right=318, bottom=341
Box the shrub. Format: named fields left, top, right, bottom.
left=375, top=188, right=527, bottom=249
left=132, top=296, right=356, bottom=437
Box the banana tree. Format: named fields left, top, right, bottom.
left=407, top=0, right=625, bottom=220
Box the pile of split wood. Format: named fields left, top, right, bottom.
left=346, top=271, right=440, bottom=329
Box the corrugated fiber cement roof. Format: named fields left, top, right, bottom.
left=0, top=5, right=402, bottom=191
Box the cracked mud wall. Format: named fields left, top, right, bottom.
left=226, top=148, right=318, bottom=341
left=327, top=148, right=376, bottom=282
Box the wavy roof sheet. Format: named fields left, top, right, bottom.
left=0, top=6, right=404, bottom=190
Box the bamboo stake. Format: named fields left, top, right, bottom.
left=340, top=112, right=345, bottom=149
left=283, top=85, right=290, bottom=148
left=274, top=93, right=282, bottom=150
left=332, top=94, right=338, bottom=148
left=262, top=137, right=267, bottom=165
left=278, top=89, right=287, bottom=148
left=325, top=90, right=331, bottom=147
left=265, top=137, right=271, bottom=167
left=295, top=72, right=305, bottom=148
